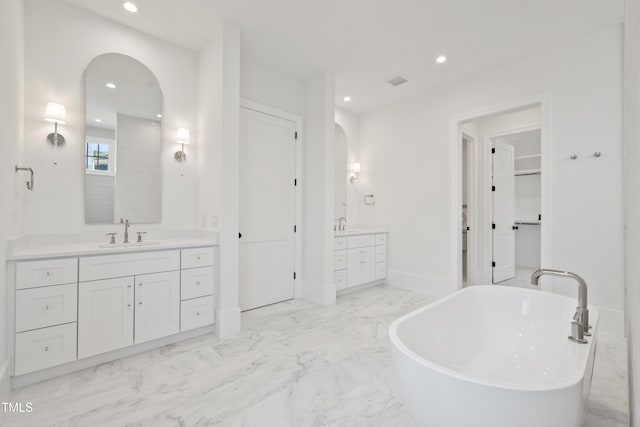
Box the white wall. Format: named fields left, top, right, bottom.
left=359, top=24, right=624, bottom=334
left=335, top=107, right=361, bottom=224
left=197, top=22, right=242, bottom=337
left=22, top=0, right=199, bottom=236
left=624, top=0, right=640, bottom=422
left=240, top=58, right=305, bottom=116
left=0, top=0, right=23, bottom=389
left=302, top=73, right=336, bottom=305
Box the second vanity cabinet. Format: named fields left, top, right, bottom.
left=12, top=246, right=216, bottom=377
left=335, top=232, right=387, bottom=291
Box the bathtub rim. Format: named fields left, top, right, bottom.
left=389, top=285, right=599, bottom=392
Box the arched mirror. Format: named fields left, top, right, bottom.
left=84, top=53, right=163, bottom=224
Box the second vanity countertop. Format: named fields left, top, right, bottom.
left=7, top=234, right=218, bottom=261
left=334, top=227, right=388, bottom=237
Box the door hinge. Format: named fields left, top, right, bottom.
left=538, top=213, right=542, bottom=221
left=491, top=147, right=495, bottom=154
left=492, top=261, right=496, bottom=268
left=293, top=272, right=297, bottom=280
left=492, top=223, right=495, bottom=230
left=238, top=232, right=242, bottom=239
left=294, top=225, right=297, bottom=233
left=492, top=185, right=495, bottom=192
left=295, top=131, right=298, bottom=140
left=294, top=178, right=297, bottom=186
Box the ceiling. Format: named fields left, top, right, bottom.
left=63, top=0, right=624, bottom=114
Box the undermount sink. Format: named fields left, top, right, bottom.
left=98, top=241, right=161, bottom=249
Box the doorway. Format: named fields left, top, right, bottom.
left=239, top=104, right=299, bottom=311
left=454, top=99, right=549, bottom=289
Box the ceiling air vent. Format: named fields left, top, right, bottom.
left=387, top=75, right=408, bottom=87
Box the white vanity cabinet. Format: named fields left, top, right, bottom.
left=134, top=271, right=181, bottom=344
left=335, top=232, right=387, bottom=290
left=78, top=277, right=135, bottom=358
left=11, top=245, right=216, bottom=378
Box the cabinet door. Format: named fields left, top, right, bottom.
left=347, top=247, right=376, bottom=287
left=78, top=277, right=134, bottom=359
left=134, top=271, right=180, bottom=344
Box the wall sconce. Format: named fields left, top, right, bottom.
left=349, top=161, right=361, bottom=184
left=45, top=102, right=66, bottom=146
left=175, top=128, right=190, bottom=161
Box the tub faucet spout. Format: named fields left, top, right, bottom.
left=530, top=269, right=590, bottom=343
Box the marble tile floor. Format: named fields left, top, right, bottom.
left=1, top=285, right=628, bottom=427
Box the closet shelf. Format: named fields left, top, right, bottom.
left=515, top=169, right=541, bottom=176
left=514, top=154, right=541, bottom=161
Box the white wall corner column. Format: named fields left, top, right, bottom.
left=197, top=21, right=242, bottom=338
left=624, top=0, right=640, bottom=423
left=302, top=73, right=336, bottom=305
left=0, top=0, right=24, bottom=395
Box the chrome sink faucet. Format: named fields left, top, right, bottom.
left=531, top=269, right=590, bottom=344
left=338, top=217, right=347, bottom=232
left=120, top=218, right=130, bottom=244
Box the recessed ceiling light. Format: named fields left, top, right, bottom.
left=123, top=2, right=138, bottom=13
left=436, top=55, right=447, bottom=64
left=344, top=96, right=352, bottom=102
left=106, top=82, right=116, bottom=89
left=94, top=118, right=102, bottom=123
left=157, top=114, right=162, bottom=118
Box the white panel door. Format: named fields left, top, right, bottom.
left=78, top=277, right=134, bottom=358
left=492, top=142, right=516, bottom=283
left=239, top=107, right=296, bottom=311
left=134, top=271, right=180, bottom=344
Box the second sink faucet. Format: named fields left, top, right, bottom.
left=120, top=218, right=130, bottom=244
left=530, top=268, right=590, bottom=344
left=338, top=217, right=347, bottom=232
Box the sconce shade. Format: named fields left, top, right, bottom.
left=351, top=162, right=361, bottom=173
left=176, top=128, right=190, bottom=144
left=45, top=102, right=66, bottom=124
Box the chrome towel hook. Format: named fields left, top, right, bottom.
left=15, top=165, right=34, bottom=191
left=594, top=152, right=602, bottom=158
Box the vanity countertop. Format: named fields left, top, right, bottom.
left=7, top=236, right=218, bottom=261
left=334, top=227, right=387, bottom=237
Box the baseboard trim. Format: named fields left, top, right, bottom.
left=216, top=306, right=241, bottom=338
left=303, top=282, right=336, bottom=306
left=386, top=270, right=451, bottom=298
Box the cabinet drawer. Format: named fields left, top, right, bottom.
left=334, top=250, right=347, bottom=271
left=375, top=262, right=387, bottom=280
left=79, top=251, right=180, bottom=282
left=347, top=235, right=376, bottom=249
left=181, top=267, right=214, bottom=300
left=335, top=269, right=347, bottom=290
left=375, top=245, right=387, bottom=262
left=15, top=323, right=77, bottom=375
left=375, top=234, right=387, bottom=245
left=181, top=296, right=215, bottom=332
left=181, top=247, right=215, bottom=269
left=17, top=258, right=78, bottom=290
left=334, top=237, right=347, bottom=250
left=16, top=284, right=77, bottom=333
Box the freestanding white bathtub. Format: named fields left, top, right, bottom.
left=389, top=285, right=599, bottom=427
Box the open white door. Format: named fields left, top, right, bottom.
left=492, top=141, right=516, bottom=283
left=239, top=107, right=297, bottom=311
